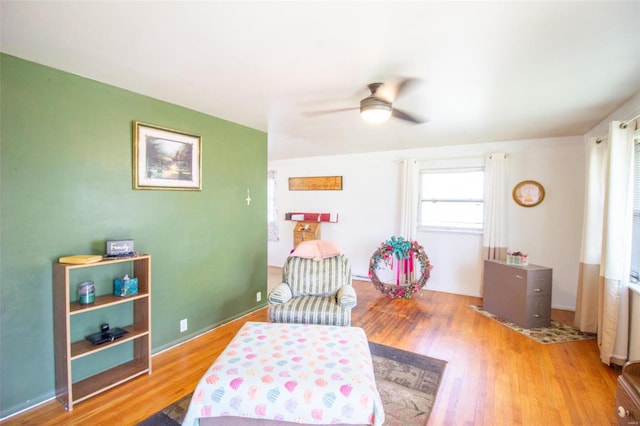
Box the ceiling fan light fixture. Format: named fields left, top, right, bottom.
left=360, top=96, right=392, bottom=124
left=305, top=79, right=423, bottom=124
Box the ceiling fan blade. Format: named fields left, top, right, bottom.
left=302, top=107, right=359, bottom=117
left=392, top=108, right=427, bottom=124
left=395, top=77, right=422, bottom=100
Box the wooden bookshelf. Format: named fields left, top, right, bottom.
left=52, top=255, right=151, bottom=411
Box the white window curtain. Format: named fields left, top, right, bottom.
left=399, top=159, right=418, bottom=240
left=267, top=170, right=279, bottom=242
left=574, top=120, right=636, bottom=365
left=483, top=153, right=508, bottom=260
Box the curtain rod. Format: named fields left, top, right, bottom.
left=595, top=115, right=640, bottom=143
left=621, top=114, right=640, bottom=129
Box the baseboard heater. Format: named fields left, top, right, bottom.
left=352, top=274, right=371, bottom=281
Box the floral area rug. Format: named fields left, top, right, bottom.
left=469, top=305, right=596, bottom=344
left=138, top=342, right=447, bottom=426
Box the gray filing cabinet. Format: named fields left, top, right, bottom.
left=483, top=260, right=552, bottom=328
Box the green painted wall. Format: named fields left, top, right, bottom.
left=0, top=54, right=268, bottom=417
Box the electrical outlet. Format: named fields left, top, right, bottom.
left=256, top=291, right=262, bottom=302
left=180, top=318, right=188, bottom=332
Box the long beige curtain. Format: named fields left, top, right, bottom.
left=399, top=158, right=419, bottom=240
left=575, top=120, right=635, bottom=365
left=483, top=153, right=508, bottom=260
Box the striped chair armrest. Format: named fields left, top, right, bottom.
left=337, top=285, right=357, bottom=308
left=268, top=283, right=293, bottom=305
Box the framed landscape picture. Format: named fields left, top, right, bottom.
left=133, top=121, right=202, bottom=191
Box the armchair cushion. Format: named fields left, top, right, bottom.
left=337, top=285, right=357, bottom=308
left=285, top=254, right=350, bottom=297
left=268, top=283, right=292, bottom=305
left=269, top=295, right=351, bottom=326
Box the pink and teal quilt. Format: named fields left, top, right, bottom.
left=182, top=321, right=384, bottom=425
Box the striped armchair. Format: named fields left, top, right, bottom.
left=268, top=254, right=356, bottom=326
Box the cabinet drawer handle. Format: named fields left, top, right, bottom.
left=515, top=275, right=523, bottom=279
left=533, top=288, right=542, bottom=292
left=533, top=314, right=541, bottom=318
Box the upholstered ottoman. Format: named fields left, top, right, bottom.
left=182, top=321, right=384, bottom=426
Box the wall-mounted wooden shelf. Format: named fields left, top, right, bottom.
left=285, top=212, right=338, bottom=223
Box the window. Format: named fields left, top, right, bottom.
left=418, top=168, right=484, bottom=231
left=631, top=137, right=640, bottom=283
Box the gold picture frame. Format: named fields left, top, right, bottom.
left=133, top=121, right=202, bottom=191
left=512, top=180, right=545, bottom=207
left=288, top=176, right=343, bottom=191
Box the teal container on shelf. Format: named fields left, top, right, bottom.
left=77, top=281, right=95, bottom=304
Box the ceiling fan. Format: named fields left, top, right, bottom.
left=303, top=78, right=426, bottom=124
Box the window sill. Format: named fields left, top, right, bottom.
left=630, top=283, right=640, bottom=296
left=418, top=226, right=483, bottom=235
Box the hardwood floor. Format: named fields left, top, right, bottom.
left=2, top=279, right=620, bottom=426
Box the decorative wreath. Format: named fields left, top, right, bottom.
left=368, top=236, right=433, bottom=299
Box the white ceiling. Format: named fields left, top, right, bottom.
left=2, top=1, right=639, bottom=160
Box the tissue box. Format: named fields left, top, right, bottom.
left=114, top=277, right=138, bottom=297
